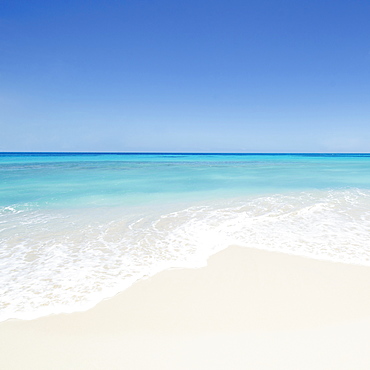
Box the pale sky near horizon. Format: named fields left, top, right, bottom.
left=1, top=0, right=369, bottom=152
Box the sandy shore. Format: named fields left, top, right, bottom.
left=1, top=246, right=370, bottom=369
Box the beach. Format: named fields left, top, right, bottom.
left=2, top=0, right=370, bottom=365
left=2, top=153, right=370, bottom=369
left=3, top=0, right=370, bottom=365
left=1, top=245, right=370, bottom=369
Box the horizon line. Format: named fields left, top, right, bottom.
left=1, top=151, right=370, bottom=155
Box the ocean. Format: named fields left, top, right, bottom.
left=1, top=152, right=370, bottom=322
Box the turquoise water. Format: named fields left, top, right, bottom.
left=2, top=153, right=370, bottom=209
left=1, top=153, right=370, bottom=321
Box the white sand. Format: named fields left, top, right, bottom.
left=1, top=246, right=370, bottom=369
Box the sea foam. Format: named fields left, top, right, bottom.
left=1, top=188, right=370, bottom=322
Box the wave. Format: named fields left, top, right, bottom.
left=1, top=188, right=370, bottom=322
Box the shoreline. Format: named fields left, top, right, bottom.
left=1, top=246, right=370, bottom=369
left=3, top=241, right=370, bottom=325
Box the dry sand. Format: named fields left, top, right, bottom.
left=1, top=246, right=370, bottom=369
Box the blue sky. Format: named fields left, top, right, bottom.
left=1, top=0, right=369, bottom=152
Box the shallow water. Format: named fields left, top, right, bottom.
left=1, top=153, right=370, bottom=321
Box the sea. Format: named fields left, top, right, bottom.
left=1, top=152, right=370, bottom=322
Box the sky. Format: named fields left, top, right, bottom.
left=0, top=0, right=369, bottom=152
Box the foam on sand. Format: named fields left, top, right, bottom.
left=1, top=188, right=370, bottom=322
